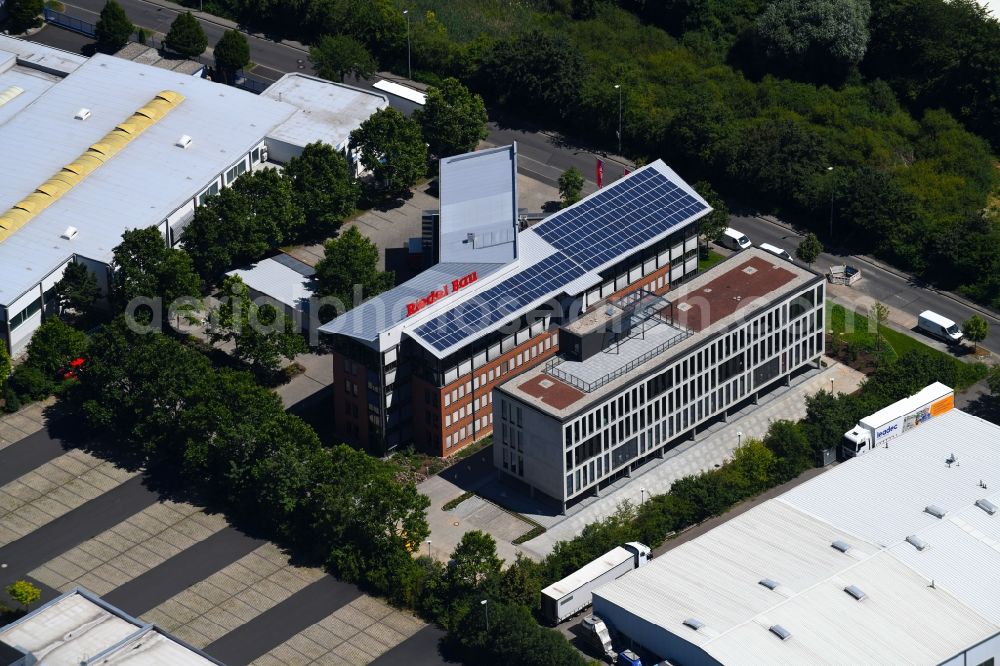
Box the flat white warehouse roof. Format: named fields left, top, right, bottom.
left=261, top=73, right=388, bottom=150
left=594, top=409, right=1000, bottom=665
left=0, top=588, right=221, bottom=665
left=0, top=46, right=296, bottom=306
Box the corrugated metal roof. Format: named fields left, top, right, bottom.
left=262, top=74, right=387, bottom=150
left=594, top=409, right=1000, bottom=665
left=318, top=155, right=708, bottom=357
left=701, top=553, right=998, bottom=666
left=0, top=52, right=296, bottom=305
left=226, top=256, right=315, bottom=310
left=438, top=145, right=518, bottom=264
left=319, top=261, right=509, bottom=343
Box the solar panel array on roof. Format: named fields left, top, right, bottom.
left=534, top=168, right=707, bottom=271
left=414, top=251, right=586, bottom=351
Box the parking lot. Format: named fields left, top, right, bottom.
left=0, top=418, right=446, bottom=665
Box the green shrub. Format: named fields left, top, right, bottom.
left=9, top=365, right=52, bottom=402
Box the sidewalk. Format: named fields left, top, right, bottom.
left=515, top=359, right=865, bottom=559
left=0, top=397, right=55, bottom=452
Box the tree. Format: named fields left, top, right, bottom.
left=5, top=0, right=44, bottom=33
left=763, top=420, right=813, bottom=481
left=314, top=227, right=394, bottom=310
left=214, top=29, right=250, bottom=84
left=869, top=301, right=890, bottom=353
left=164, top=11, right=208, bottom=59
left=95, top=0, right=135, bottom=54
left=558, top=167, right=584, bottom=208
left=962, top=314, right=988, bottom=354
left=183, top=169, right=302, bottom=279
left=5, top=580, right=40, bottom=610
left=481, top=30, right=584, bottom=121
left=414, top=78, right=488, bottom=158
left=0, top=343, right=10, bottom=395
left=209, top=275, right=306, bottom=373
left=111, top=228, right=201, bottom=324
left=309, top=34, right=377, bottom=82
left=55, top=262, right=101, bottom=314
left=988, top=365, right=1000, bottom=397
left=24, top=318, right=88, bottom=379
left=448, top=531, right=502, bottom=592
left=795, top=232, right=823, bottom=266
left=693, top=180, right=730, bottom=251
left=283, top=142, right=360, bottom=229
left=755, top=0, right=871, bottom=78
left=349, top=108, right=428, bottom=194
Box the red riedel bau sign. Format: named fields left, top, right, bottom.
left=406, top=271, right=478, bottom=317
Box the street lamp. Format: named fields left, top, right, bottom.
left=614, top=84, right=622, bottom=155
left=830, top=377, right=835, bottom=395
left=425, top=538, right=432, bottom=558
left=737, top=431, right=743, bottom=447
left=827, top=166, right=835, bottom=239
left=403, top=10, right=411, bottom=81
left=481, top=599, right=489, bottom=631
left=640, top=487, right=645, bottom=504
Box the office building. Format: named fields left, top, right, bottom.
left=320, top=145, right=710, bottom=455
left=494, top=247, right=824, bottom=508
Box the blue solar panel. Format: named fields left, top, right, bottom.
left=414, top=252, right=586, bottom=351
left=534, top=168, right=706, bottom=270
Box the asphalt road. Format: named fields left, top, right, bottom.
left=731, top=214, right=1000, bottom=352
left=0, top=428, right=69, bottom=488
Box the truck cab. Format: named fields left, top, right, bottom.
left=623, top=542, right=651, bottom=567
left=842, top=427, right=872, bottom=458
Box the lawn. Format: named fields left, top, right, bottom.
left=827, top=302, right=987, bottom=389
left=698, top=249, right=726, bottom=272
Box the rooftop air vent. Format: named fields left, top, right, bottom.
left=176, top=135, right=192, bottom=149
left=831, top=540, right=851, bottom=553
left=682, top=618, right=704, bottom=631
left=75, top=108, right=91, bottom=120
left=906, top=535, right=928, bottom=551
left=769, top=625, right=791, bottom=641
left=976, top=499, right=997, bottom=515
left=844, top=585, right=867, bottom=601
left=61, top=226, right=78, bottom=240
left=925, top=505, right=946, bottom=519
left=759, top=578, right=779, bottom=591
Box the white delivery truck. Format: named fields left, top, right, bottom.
left=541, top=542, right=651, bottom=624
left=719, top=228, right=752, bottom=251
left=917, top=310, right=964, bottom=345
left=842, top=382, right=954, bottom=457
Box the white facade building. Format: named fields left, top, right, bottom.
left=0, top=37, right=383, bottom=356
left=592, top=409, right=1000, bottom=666
left=495, top=248, right=825, bottom=509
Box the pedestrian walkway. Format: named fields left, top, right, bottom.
left=0, top=449, right=136, bottom=547
left=0, top=397, right=53, bottom=452
left=29, top=499, right=228, bottom=596
left=516, top=359, right=865, bottom=558
left=246, top=588, right=424, bottom=665
left=142, top=542, right=326, bottom=648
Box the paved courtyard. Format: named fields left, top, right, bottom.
left=0, top=398, right=52, bottom=452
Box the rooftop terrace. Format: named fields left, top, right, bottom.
left=498, top=248, right=820, bottom=418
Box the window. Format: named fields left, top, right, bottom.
left=9, top=297, right=41, bottom=330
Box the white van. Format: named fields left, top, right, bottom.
left=917, top=310, right=963, bottom=345
left=720, top=228, right=751, bottom=251
left=759, top=243, right=792, bottom=261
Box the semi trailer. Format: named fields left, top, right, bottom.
left=541, top=542, right=650, bottom=624
left=841, top=382, right=954, bottom=457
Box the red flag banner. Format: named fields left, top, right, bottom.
left=596, top=159, right=604, bottom=188
left=623, top=167, right=630, bottom=176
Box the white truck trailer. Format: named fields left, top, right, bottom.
left=842, top=382, right=954, bottom=457
left=541, top=542, right=651, bottom=625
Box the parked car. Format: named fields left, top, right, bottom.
left=719, top=227, right=751, bottom=251
left=917, top=310, right=963, bottom=345
left=759, top=242, right=792, bottom=261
